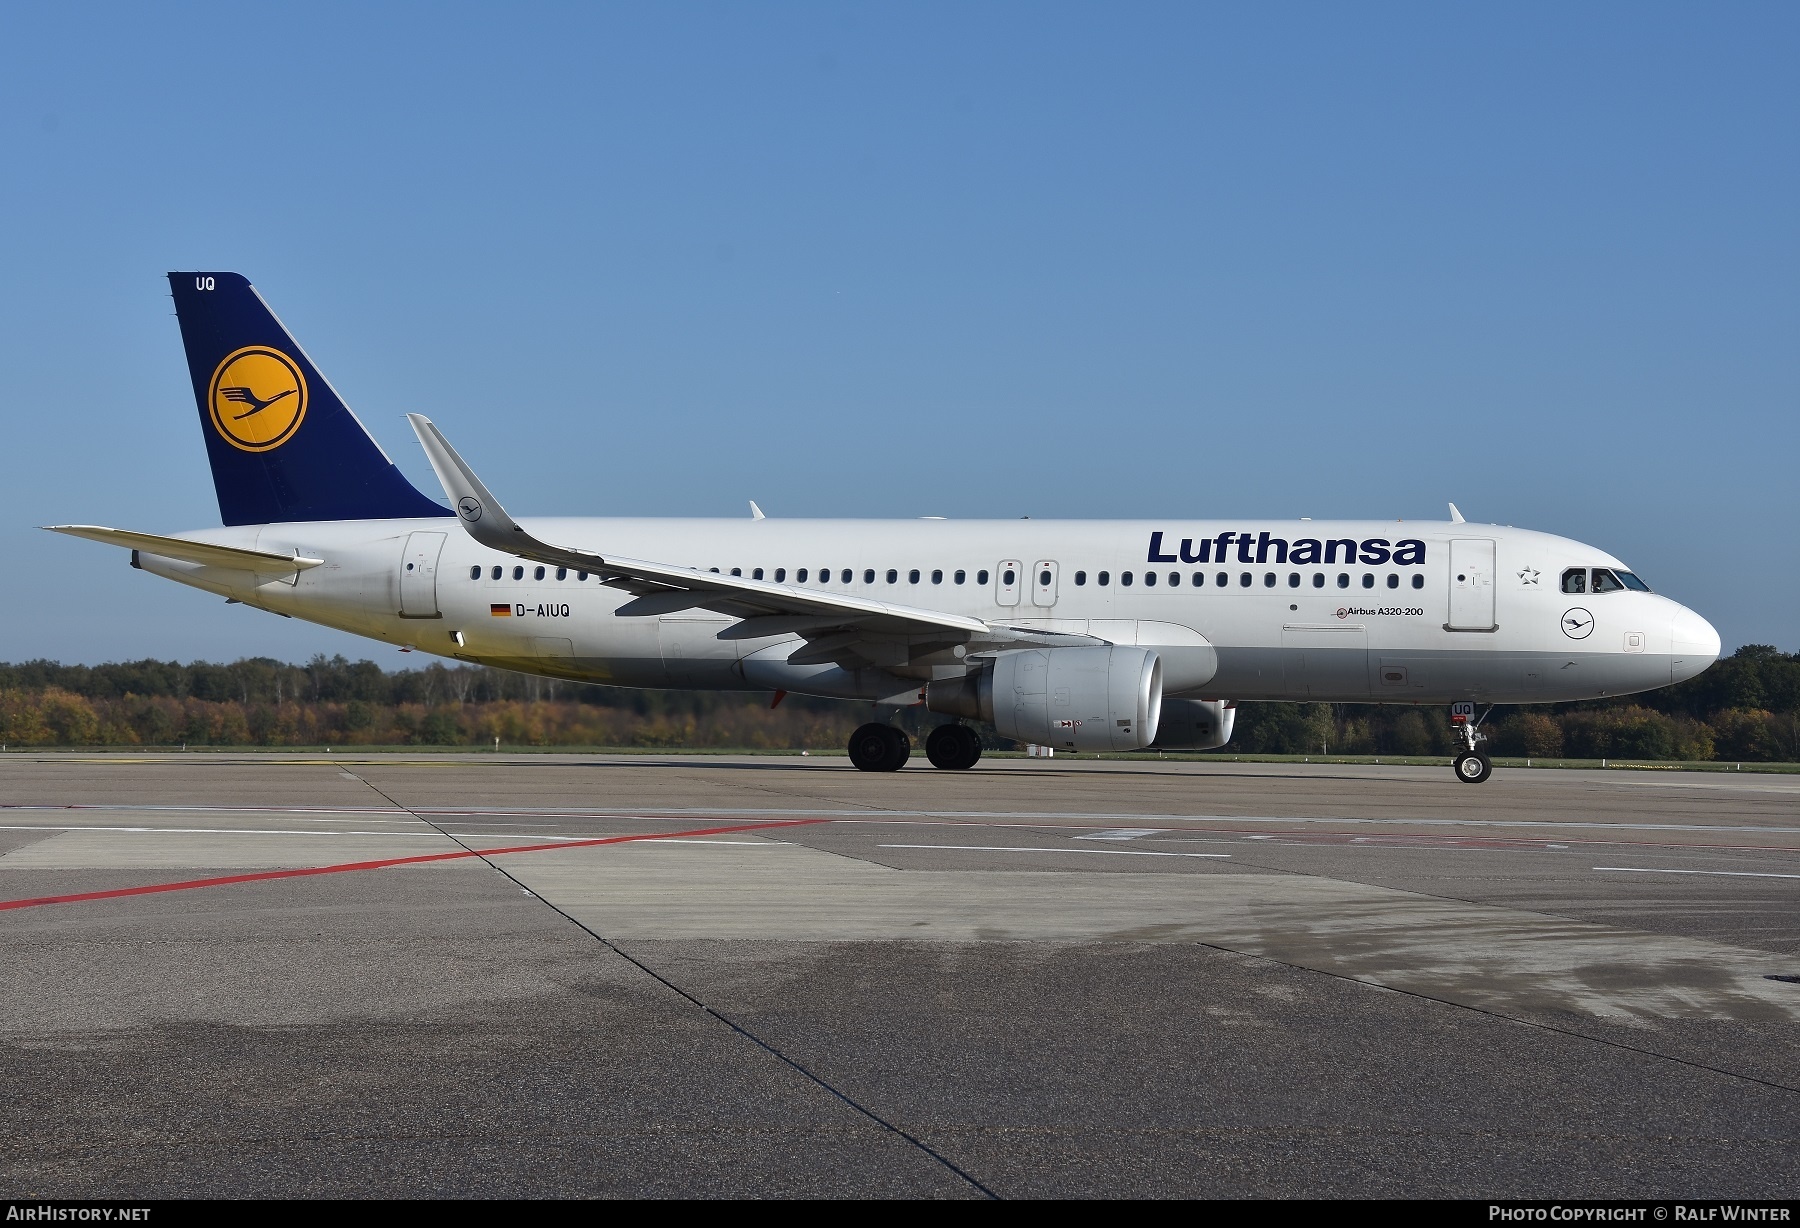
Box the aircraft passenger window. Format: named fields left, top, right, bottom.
left=862, top=569, right=873, bottom=583
left=909, top=569, right=921, bottom=583
left=1074, top=571, right=1087, bottom=586
left=469, top=566, right=481, bottom=580
left=730, top=568, right=741, bottom=577
left=492, top=566, right=503, bottom=580
left=512, top=566, right=524, bottom=581
left=1386, top=574, right=1398, bottom=589
left=817, top=567, right=828, bottom=581
left=887, top=569, right=899, bottom=584
left=1561, top=568, right=1586, bottom=594
left=533, top=566, right=544, bottom=580
left=977, top=570, right=989, bottom=585
left=774, top=568, right=786, bottom=582
left=933, top=569, right=944, bottom=584
left=1193, top=572, right=1205, bottom=587
left=1216, top=572, right=1228, bottom=586
left=1313, top=573, right=1324, bottom=588
left=1121, top=571, right=1134, bottom=587
left=955, top=570, right=966, bottom=584
left=1616, top=571, right=1651, bottom=592
left=753, top=568, right=764, bottom=580
left=1144, top=571, right=1156, bottom=586
left=1168, top=572, right=1180, bottom=586
left=1097, top=571, right=1110, bottom=586
left=710, top=567, right=721, bottom=574
left=578, top=571, right=588, bottom=581
left=1359, top=574, right=1371, bottom=588
left=1336, top=573, right=1348, bottom=588
left=797, top=568, right=808, bottom=582
left=1002, top=568, right=1015, bottom=585
left=1239, top=573, right=1252, bottom=587
left=1412, top=574, right=1424, bottom=589
left=1263, top=573, right=1275, bottom=587
left=557, top=568, right=567, bottom=580
left=1288, top=573, right=1300, bottom=588
left=839, top=569, right=849, bottom=583
left=1591, top=569, right=1625, bottom=594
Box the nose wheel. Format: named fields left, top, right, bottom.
left=1454, top=752, right=1492, bottom=784
left=1449, top=703, right=1494, bottom=784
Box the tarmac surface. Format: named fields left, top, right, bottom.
left=1, top=751, right=1796, bottom=1198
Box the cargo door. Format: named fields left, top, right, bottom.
left=399, top=532, right=446, bottom=618
left=1281, top=624, right=1369, bottom=699
left=1447, top=538, right=1497, bottom=631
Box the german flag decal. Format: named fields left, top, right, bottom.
left=490, top=604, right=512, bottom=617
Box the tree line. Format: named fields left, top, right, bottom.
left=0, top=646, right=1794, bottom=760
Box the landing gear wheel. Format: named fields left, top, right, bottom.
left=926, top=724, right=983, bottom=770
left=1454, top=752, right=1492, bottom=784
left=849, top=723, right=911, bottom=772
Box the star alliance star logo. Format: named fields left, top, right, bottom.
left=1518, top=567, right=1540, bottom=585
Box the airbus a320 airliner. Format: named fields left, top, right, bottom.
left=49, top=273, right=1721, bottom=781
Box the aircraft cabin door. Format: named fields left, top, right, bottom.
left=1446, top=537, right=1497, bottom=631
left=399, top=532, right=446, bottom=619
left=996, top=559, right=1022, bottom=607
left=1031, top=560, right=1059, bottom=608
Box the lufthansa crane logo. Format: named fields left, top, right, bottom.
left=208, top=347, right=307, bottom=452
left=1561, top=607, right=1594, bottom=639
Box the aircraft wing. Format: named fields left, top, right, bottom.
left=43, top=525, right=324, bottom=576
left=407, top=415, right=1101, bottom=669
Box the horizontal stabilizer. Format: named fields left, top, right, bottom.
left=43, top=525, right=323, bottom=574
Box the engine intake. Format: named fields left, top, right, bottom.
left=926, top=646, right=1162, bottom=752
left=1150, top=699, right=1236, bottom=750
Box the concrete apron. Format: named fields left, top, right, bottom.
left=503, top=839, right=1800, bottom=1024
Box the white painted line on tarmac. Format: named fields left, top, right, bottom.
left=1074, top=829, right=1164, bottom=841
left=1594, top=867, right=1800, bottom=880
left=879, top=844, right=1230, bottom=859
left=0, top=824, right=791, bottom=846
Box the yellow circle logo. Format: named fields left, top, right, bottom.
left=208, top=347, right=307, bottom=451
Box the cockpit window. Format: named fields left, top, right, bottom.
left=1591, top=569, right=1625, bottom=594
left=1615, top=571, right=1651, bottom=592
left=1561, top=568, right=1587, bottom=595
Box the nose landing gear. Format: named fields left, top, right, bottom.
left=1450, top=703, right=1493, bottom=784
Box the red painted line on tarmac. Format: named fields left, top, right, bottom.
left=0, top=817, right=830, bottom=913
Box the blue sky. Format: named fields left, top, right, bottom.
left=2, top=2, right=1794, bottom=664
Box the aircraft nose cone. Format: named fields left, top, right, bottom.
left=1669, top=606, right=1721, bottom=684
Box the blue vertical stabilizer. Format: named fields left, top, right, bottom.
left=167, top=272, right=451, bottom=526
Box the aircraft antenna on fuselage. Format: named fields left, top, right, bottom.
left=749, top=501, right=766, bottom=520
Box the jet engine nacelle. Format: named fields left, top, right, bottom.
left=926, top=646, right=1162, bottom=752
left=1150, top=698, right=1236, bottom=750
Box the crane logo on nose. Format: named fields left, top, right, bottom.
left=208, top=347, right=307, bottom=452
left=1561, top=607, right=1594, bottom=639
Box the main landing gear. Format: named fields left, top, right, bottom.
left=847, top=723, right=983, bottom=772
left=848, top=723, right=911, bottom=772
left=925, top=723, right=983, bottom=771
left=1451, top=704, right=1493, bottom=784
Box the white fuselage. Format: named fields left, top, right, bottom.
left=135, top=516, right=1719, bottom=707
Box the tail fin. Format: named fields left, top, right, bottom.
left=167, top=272, right=450, bottom=526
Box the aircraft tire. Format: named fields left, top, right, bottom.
left=1453, top=752, right=1492, bottom=784
left=926, top=724, right=981, bottom=770
left=849, top=723, right=910, bottom=772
